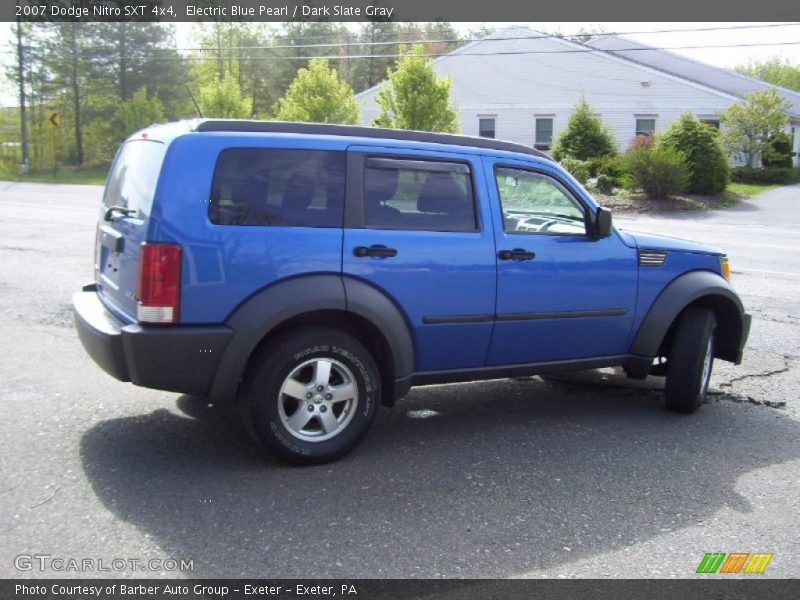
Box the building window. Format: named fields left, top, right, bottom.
left=700, top=118, right=720, bottom=129
left=535, top=117, right=553, bottom=150
left=635, top=117, right=656, bottom=137
left=478, top=117, right=496, bottom=139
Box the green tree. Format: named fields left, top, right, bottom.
left=116, top=86, right=165, bottom=135
left=736, top=57, right=800, bottom=92
left=551, top=100, right=616, bottom=161
left=270, top=22, right=349, bottom=107
left=660, top=112, right=729, bottom=195
left=190, top=23, right=278, bottom=118
left=373, top=45, right=459, bottom=133
left=198, top=69, right=253, bottom=119
left=39, top=22, right=98, bottom=165
left=352, top=21, right=399, bottom=92
left=720, top=89, right=790, bottom=167
left=273, top=59, right=359, bottom=124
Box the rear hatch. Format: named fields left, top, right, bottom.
left=96, top=139, right=166, bottom=321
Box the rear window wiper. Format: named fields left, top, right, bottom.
left=104, top=205, right=137, bottom=221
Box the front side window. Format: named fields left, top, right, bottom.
left=479, top=117, right=496, bottom=139
left=535, top=117, right=554, bottom=150
left=209, top=148, right=345, bottom=227
left=495, top=168, right=586, bottom=236
left=364, top=157, right=477, bottom=232
left=635, top=117, right=656, bottom=137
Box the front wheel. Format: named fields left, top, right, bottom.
left=665, top=307, right=717, bottom=413
left=240, top=328, right=380, bottom=464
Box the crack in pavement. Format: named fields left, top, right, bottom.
left=542, top=374, right=789, bottom=411
left=706, top=390, right=787, bottom=409
left=718, top=355, right=791, bottom=389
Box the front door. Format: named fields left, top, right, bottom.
left=483, top=158, right=638, bottom=366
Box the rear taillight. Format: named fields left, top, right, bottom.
left=137, top=242, right=181, bottom=324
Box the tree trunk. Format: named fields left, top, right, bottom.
left=16, top=21, right=29, bottom=171
left=69, top=24, right=83, bottom=165
left=119, top=23, right=129, bottom=101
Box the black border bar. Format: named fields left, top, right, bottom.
left=3, top=579, right=800, bottom=600
left=8, top=0, right=800, bottom=22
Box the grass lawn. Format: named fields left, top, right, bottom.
left=726, top=182, right=781, bottom=197
left=0, top=167, right=108, bottom=186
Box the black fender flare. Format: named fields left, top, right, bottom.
left=207, top=274, right=415, bottom=402
left=630, top=270, right=748, bottom=363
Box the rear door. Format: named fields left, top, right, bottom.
left=96, top=139, right=166, bottom=321
left=342, top=147, right=496, bottom=372
left=484, top=157, right=638, bottom=365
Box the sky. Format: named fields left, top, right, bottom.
left=2, top=21, right=800, bottom=107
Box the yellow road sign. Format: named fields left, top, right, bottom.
left=47, top=111, right=61, bottom=128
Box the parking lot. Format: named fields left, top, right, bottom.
left=1, top=182, right=799, bottom=578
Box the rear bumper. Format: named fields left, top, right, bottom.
left=73, top=284, right=234, bottom=396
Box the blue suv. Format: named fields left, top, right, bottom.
left=74, top=120, right=751, bottom=464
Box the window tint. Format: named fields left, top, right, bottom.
left=103, top=140, right=166, bottom=219
left=479, top=118, right=496, bottom=139
left=495, top=168, right=586, bottom=236
left=364, top=158, right=477, bottom=232
left=209, top=148, right=345, bottom=227
left=535, top=118, right=553, bottom=150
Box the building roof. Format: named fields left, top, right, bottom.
left=356, top=26, right=742, bottom=107
left=585, top=35, right=800, bottom=118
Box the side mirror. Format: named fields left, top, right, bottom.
left=594, top=207, right=613, bottom=238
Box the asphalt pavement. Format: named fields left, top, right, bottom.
left=0, top=182, right=798, bottom=579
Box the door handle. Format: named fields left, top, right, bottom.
left=354, top=245, right=398, bottom=258
left=498, top=248, right=536, bottom=261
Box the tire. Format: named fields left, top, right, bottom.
left=240, top=327, right=380, bottom=465
left=664, top=307, right=717, bottom=414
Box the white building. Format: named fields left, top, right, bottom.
left=357, top=27, right=800, bottom=166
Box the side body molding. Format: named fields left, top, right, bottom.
left=630, top=269, right=748, bottom=363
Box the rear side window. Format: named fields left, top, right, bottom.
left=364, top=157, right=477, bottom=232
left=209, top=148, right=345, bottom=227
left=103, top=140, right=166, bottom=219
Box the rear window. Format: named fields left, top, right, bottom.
left=102, top=140, right=166, bottom=219
left=209, top=148, right=345, bottom=227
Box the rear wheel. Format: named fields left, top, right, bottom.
left=240, top=328, right=380, bottom=464
left=665, top=307, right=716, bottom=413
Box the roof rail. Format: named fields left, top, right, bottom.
left=193, top=119, right=551, bottom=160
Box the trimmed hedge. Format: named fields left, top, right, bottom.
left=730, top=167, right=800, bottom=185
left=623, top=143, right=689, bottom=200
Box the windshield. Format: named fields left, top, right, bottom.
left=102, top=139, right=166, bottom=219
